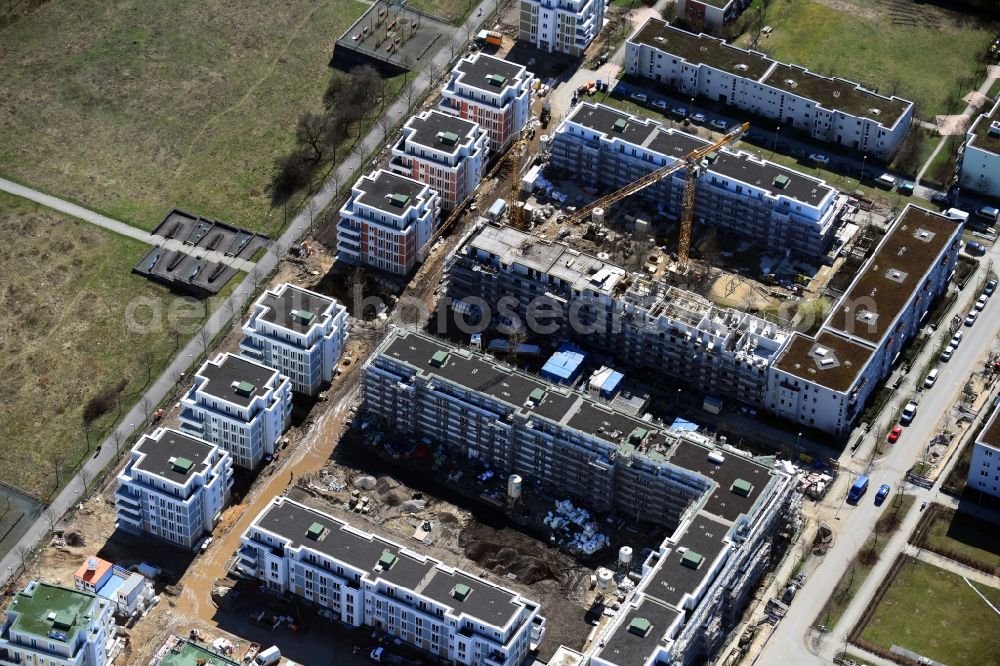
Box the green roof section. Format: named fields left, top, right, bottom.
left=292, top=308, right=315, bottom=323
left=389, top=193, right=411, bottom=207
left=529, top=388, right=546, bottom=402
left=731, top=478, right=754, bottom=497
left=430, top=351, right=449, bottom=367
left=487, top=74, right=507, bottom=87
left=306, top=522, right=326, bottom=540
left=630, top=427, right=649, bottom=443
left=235, top=381, right=256, bottom=397
left=153, top=638, right=241, bottom=666
left=628, top=617, right=652, bottom=637
left=172, top=457, right=194, bottom=474
left=613, top=118, right=628, bottom=132
left=706, top=150, right=719, bottom=163
left=378, top=550, right=397, bottom=569
left=452, top=583, right=472, bottom=601
left=681, top=550, right=704, bottom=569
left=773, top=174, right=790, bottom=189
left=7, top=582, right=99, bottom=646
left=440, top=131, right=460, bottom=146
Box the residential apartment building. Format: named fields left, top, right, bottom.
left=518, top=0, right=604, bottom=57
left=767, top=205, right=962, bottom=435
left=239, top=497, right=545, bottom=666
left=337, top=169, right=441, bottom=276
left=240, top=282, right=350, bottom=396
left=439, top=53, right=535, bottom=152
left=115, top=428, right=233, bottom=550
left=550, top=102, right=848, bottom=256
left=179, top=352, right=292, bottom=470
left=362, top=328, right=798, bottom=664
left=677, top=0, right=750, bottom=32
left=390, top=110, right=489, bottom=210
left=446, top=223, right=790, bottom=410
left=625, top=19, right=913, bottom=159
left=959, top=96, right=1000, bottom=197
left=968, top=404, right=1000, bottom=498
left=0, top=581, right=114, bottom=666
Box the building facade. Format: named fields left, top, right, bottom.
left=240, top=282, right=350, bottom=396
left=361, top=328, right=798, bottom=664
left=390, top=110, right=489, bottom=210
left=969, top=405, right=1000, bottom=498
left=959, top=97, right=1000, bottom=197
left=439, top=53, right=535, bottom=152
left=179, top=352, right=292, bottom=470
left=550, top=102, right=848, bottom=256
left=337, top=169, right=441, bottom=276
left=624, top=19, right=913, bottom=160
left=517, top=0, right=604, bottom=57
left=677, top=0, right=750, bottom=32
left=767, top=205, right=962, bottom=435
left=115, top=428, right=233, bottom=550
left=0, top=581, right=114, bottom=666
left=239, top=497, right=545, bottom=666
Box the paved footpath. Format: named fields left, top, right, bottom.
left=0, top=176, right=257, bottom=271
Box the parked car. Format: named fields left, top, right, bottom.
left=808, top=153, right=830, bottom=165
left=900, top=401, right=918, bottom=425
left=710, top=119, right=728, bottom=130
left=650, top=98, right=667, bottom=111
left=887, top=425, right=903, bottom=443
left=951, top=330, right=964, bottom=347
left=670, top=106, right=687, bottom=118
left=923, top=369, right=939, bottom=388
left=874, top=483, right=891, bottom=505
left=692, top=112, right=707, bottom=123
left=930, top=192, right=950, bottom=207
left=966, top=241, right=987, bottom=256
left=940, top=345, right=954, bottom=362
left=976, top=205, right=1000, bottom=223
left=897, top=181, right=914, bottom=195
left=629, top=92, right=647, bottom=103
left=965, top=310, right=979, bottom=326
left=976, top=295, right=988, bottom=310
left=986, top=278, right=998, bottom=296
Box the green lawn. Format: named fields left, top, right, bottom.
left=913, top=504, right=1000, bottom=575
left=736, top=0, right=995, bottom=118
left=406, top=0, right=476, bottom=24
left=0, top=193, right=201, bottom=497
left=860, top=557, right=1000, bottom=666
left=0, top=0, right=369, bottom=235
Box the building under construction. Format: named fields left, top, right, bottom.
left=445, top=223, right=790, bottom=409
left=361, top=327, right=798, bottom=665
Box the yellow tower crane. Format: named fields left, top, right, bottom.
left=562, top=122, right=749, bottom=269
left=508, top=137, right=531, bottom=229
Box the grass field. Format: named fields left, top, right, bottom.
left=0, top=193, right=198, bottom=497
left=859, top=557, right=1000, bottom=666
left=913, top=504, right=1000, bottom=575
left=407, top=0, right=475, bottom=24
left=0, top=0, right=370, bottom=236
left=737, top=0, right=995, bottom=118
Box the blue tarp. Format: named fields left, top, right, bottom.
left=600, top=370, right=624, bottom=398
left=670, top=418, right=699, bottom=432
left=541, top=344, right=586, bottom=383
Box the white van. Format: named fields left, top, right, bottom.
left=923, top=369, right=938, bottom=388
left=254, top=646, right=281, bottom=666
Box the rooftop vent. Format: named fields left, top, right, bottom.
left=486, top=74, right=507, bottom=87
left=706, top=151, right=719, bottom=164
left=914, top=228, right=934, bottom=243
left=171, top=457, right=194, bottom=474
left=430, top=350, right=449, bottom=367
left=773, top=174, right=790, bottom=189
left=452, top=583, right=472, bottom=601
left=885, top=268, right=907, bottom=283
left=868, top=108, right=881, bottom=116
left=628, top=617, right=652, bottom=637
left=681, top=550, right=704, bottom=569
left=306, top=522, right=325, bottom=540
left=784, top=78, right=798, bottom=89
left=388, top=193, right=411, bottom=208
left=234, top=381, right=256, bottom=397
left=820, top=357, right=835, bottom=367
left=707, top=450, right=725, bottom=465
left=378, top=550, right=397, bottom=569
left=731, top=479, right=753, bottom=497
left=528, top=388, right=545, bottom=404
left=292, top=308, right=315, bottom=323
left=989, top=120, right=1000, bottom=137
left=832, top=90, right=841, bottom=98
left=857, top=310, right=877, bottom=324
left=613, top=118, right=628, bottom=133
left=439, top=131, right=459, bottom=146
left=654, top=36, right=665, bottom=43
left=735, top=63, right=749, bottom=71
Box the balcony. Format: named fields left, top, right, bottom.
left=114, top=486, right=140, bottom=509
left=240, top=335, right=265, bottom=359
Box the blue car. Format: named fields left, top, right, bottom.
left=874, top=483, right=891, bottom=505
left=966, top=241, right=987, bottom=256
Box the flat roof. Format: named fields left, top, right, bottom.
left=355, top=170, right=428, bottom=214
left=772, top=330, right=874, bottom=393
left=598, top=598, right=680, bottom=666
left=197, top=353, right=279, bottom=407
left=978, top=405, right=1000, bottom=450
left=7, top=582, right=100, bottom=645
left=453, top=53, right=527, bottom=93
left=257, top=284, right=336, bottom=334
left=644, top=514, right=729, bottom=608
left=254, top=499, right=527, bottom=628
left=967, top=97, right=1000, bottom=155
left=666, top=440, right=770, bottom=522
left=630, top=19, right=772, bottom=79
left=827, top=206, right=959, bottom=345
left=762, top=63, right=910, bottom=122
left=405, top=111, right=479, bottom=153
left=134, top=429, right=216, bottom=483
left=153, top=639, right=240, bottom=666
left=567, top=102, right=664, bottom=148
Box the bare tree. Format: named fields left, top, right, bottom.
left=78, top=469, right=90, bottom=497
left=51, top=451, right=65, bottom=490
left=198, top=327, right=212, bottom=358
left=377, top=113, right=395, bottom=144
left=139, top=396, right=152, bottom=427
left=140, top=349, right=155, bottom=385
left=111, top=429, right=125, bottom=455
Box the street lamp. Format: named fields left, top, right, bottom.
left=675, top=388, right=682, bottom=414
left=689, top=97, right=695, bottom=118
left=859, top=154, right=867, bottom=187
left=772, top=125, right=781, bottom=155
left=796, top=431, right=802, bottom=461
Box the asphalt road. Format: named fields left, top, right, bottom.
left=757, top=244, right=1000, bottom=665
left=0, top=0, right=498, bottom=587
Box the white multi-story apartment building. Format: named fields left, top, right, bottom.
left=518, top=0, right=604, bottom=57
left=115, top=427, right=232, bottom=549
left=550, top=102, right=848, bottom=256
left=676, top=0, right=750, bottom=32
left=959, top=96, right=1000, bottom=197
left=239, top=497, right=546, bottom=666
left=439, top=53, right=535, bottom=152
left=0, top=581, right=114, bottom=666
left=767, top=205, right=962, bottom=436
left=969, top=405, right=1000, bottom=498
left=337, top=169, right=441, bottom=276
left=240, top=282, right=349, bottom=396
left=179, top=352, right=291, bottom=470
left=624, top=19, right=913, bottom=160
left=390, top=110, right=489, bottom=210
